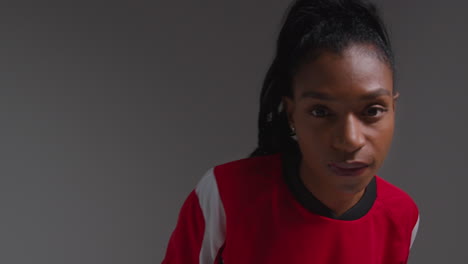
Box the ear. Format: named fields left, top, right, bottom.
left=282, top=96, right=295, bottom=126
left=392, top=91, right=400, bottom=111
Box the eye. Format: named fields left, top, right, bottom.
left=364, top=106, right=388, bottom=117
left=308, top=105, right=331, bottom=118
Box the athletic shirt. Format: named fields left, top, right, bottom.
left=162, top=150, right=420, bottom=264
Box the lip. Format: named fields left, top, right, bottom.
left=328, top=162, right=369, bottom=177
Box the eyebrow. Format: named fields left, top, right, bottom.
left=300, top=88, right=392, bottom=101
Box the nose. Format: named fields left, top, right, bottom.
left=332, top=114, right=366, bottom=153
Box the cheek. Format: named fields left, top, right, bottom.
left=295, top=119, right=332, bottom=159
left=368, top=119, right=395, bottom=158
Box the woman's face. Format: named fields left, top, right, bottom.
left=283, top=43, right=399, bottom=194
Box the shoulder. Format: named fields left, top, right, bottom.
left=197, top=153, right=280, bottom=183
left=212, top=153, right=282, bottom=182
left=374, top=176, right=420, bottom=231
left=375, top=176, right=418, bottom=210
left=196, top=153, right=282, bottom=210
left=187, top=155, right=282, bottom=262
left=207, top=153, right=282, bottom=193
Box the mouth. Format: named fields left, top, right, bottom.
left=328, top=161, right=370, bottom=177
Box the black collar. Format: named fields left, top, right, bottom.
left=281, top=147, right=376, bottom=221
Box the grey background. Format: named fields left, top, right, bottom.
left=0, top=0, right=466, bottom=263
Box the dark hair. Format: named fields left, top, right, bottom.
left=249, top=0, right=394, bottom=158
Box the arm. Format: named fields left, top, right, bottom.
left=162, top=190, right=206, bottom=263
left=410, top=214, right=420, bottom=250
left=162, top=168, right=226, bottom=264
left=405, top=208, right=420, bottom=263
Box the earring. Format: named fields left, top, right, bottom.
left=290, top=125, right=297, bottom=140
left=290, top=126, right=296, bottom=134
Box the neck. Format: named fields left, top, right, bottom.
left=299, top=160, right=365, bottom=217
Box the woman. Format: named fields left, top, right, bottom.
left=163, top=0, right=420, bottom=263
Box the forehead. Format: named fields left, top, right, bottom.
left=292, top=44, right=393, bottom=100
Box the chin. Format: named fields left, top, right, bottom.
left=336, top=182, right=367, bottom=195
left=331, top=173, right=374, bottom=195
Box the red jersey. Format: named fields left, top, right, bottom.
left=162, top=152, right=420, bottom=264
